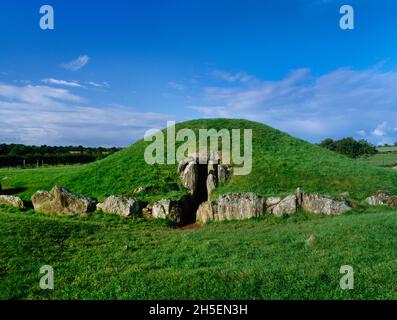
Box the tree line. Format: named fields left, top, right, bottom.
left=319, top=137, right=378, bottom=158
left=0, top=144, right=121, bottom=168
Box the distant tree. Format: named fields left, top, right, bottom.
left=319, top=138, right=335, bottom=150
left=319, top=137, right=378, bottom=158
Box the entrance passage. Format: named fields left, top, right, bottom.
left=195, top=164, right=209, bottom=208
left=186, top=164, right=208, bottom=224
left=178, top=153, right=228, bottom=225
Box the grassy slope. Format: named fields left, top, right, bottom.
left=1, top=205, right=396, bottom=300
left=2, top=119, right=397, bottom=201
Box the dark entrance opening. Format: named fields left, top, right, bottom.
left=183, top=164, right=208, bottom=224
left=195, top=164, right=209, bottom=207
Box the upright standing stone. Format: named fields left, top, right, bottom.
left=196, top=201, right=215, bottom=224
left=206, top=173, right=217, bottom=198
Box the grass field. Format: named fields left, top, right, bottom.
left=377, top=146, right=397, bottom=153
left=2, top=119, right=397, bottom=300
left=0, top=205, right=396, bottom=300
left=0, top=165, right=82, bottom=200
left=359, top=146, right=397, bottom=168
left=359, top=153, right=397, bottom=168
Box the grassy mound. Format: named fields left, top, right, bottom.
left=2, top=118, right=397, bottom=201
left=1, top=206, right=396, bottom=299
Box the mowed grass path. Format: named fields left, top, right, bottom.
left=1, top=206, right=396, bottom=300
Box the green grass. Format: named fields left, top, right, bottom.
left=1, top=205, right=396, bottom=300
left=2, top=119, right=397, bottom=202
left=0, top=165, right=82, bottom=200
left=377, top=146, right=397, bottom=153
left=2, top=119, right=397, bottom=300
left=359, top=153, right=397, bottom=168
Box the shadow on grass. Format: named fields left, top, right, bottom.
left=2, top=187, right=27, bottom=195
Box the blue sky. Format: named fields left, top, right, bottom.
left=1, top=0, right=397, bottom=146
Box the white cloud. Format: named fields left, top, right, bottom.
left=40, top=79, right=110, bottom=90
left=41, top=78, right=81, bottom=87
left=192, top=65, right=397, bottom=144
left=167, top=81, right=185, bottom=91
left=0, top=82, right=83, bottom=107
left=86, top=81, right=110, bottom=88
left=372, top=129, right=385, bottom=137
left=212, top=70, right=253, bottom=83
left=61, top=55, right=90, bottom=71
left=356, top=130, right=366, bottom=137
left=0, top=82, right=173, bottom=146
left=372, top=122, right=388, bottom=137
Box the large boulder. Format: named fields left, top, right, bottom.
left=366, top=190, right=397, bottom=208
left=214, top=193, right=264, bottom=221
left=179, top=161, right=197, bottom=193
left=142, top=203, right=153, bottom=219
left=265, top=196, right=282, bottom=213
left=197, top=190, right=355, bottom=222
left=152, top=199, right=184, bottom=224
left=0, top=195, right=24, bottom=209
left=272, top=195, right=297, bottom=216
left=31, top=186, right=97, bottom=216
left=366, top=191, right=390, bottom=206
left=197, top=193, right=264, bottom=223
left=196, top=201, right=215, bottom=224
left=302, top=193, right=352, bottom=215
left=97, top=196, right=144, bottom=217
